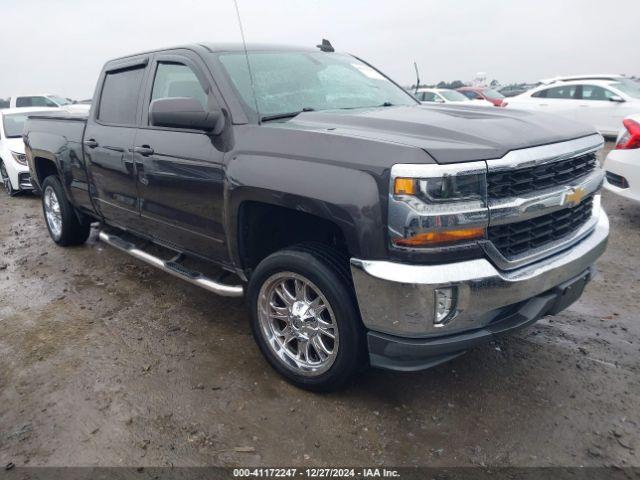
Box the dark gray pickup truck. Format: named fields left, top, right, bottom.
left=24, top=43, right=609, bottom=391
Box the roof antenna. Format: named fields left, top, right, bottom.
left=316, top=39, right=335, bottom=52
left=233, top=0, right=261, bottom=122
left=414, top=61, right=420, bottom=95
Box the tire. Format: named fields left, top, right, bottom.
left=248, top=242, right=367, bottom=392
left=0, top=161, right=16, bottom=196
left=41, top=175, right=90, bottom=246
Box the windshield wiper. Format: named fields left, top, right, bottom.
left=261, top=107, right=315, bottom=123
left=379, top=102, right=394, bottom=107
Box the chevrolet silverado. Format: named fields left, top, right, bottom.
left=23, top=42, right=608, bottom=391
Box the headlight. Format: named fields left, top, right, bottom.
left=11, top=151, right=27, bottom=166
left=389, top=162, right=488, bottom=248
left=395, top=174, right=484, bottom=203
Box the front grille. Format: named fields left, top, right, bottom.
left=488, top=196, right=594, bottom=259
left=488, top=152, right=597, bottom=199
left=605, top=171, right=629, bottom=189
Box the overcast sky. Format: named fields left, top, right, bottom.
left=1, top=0, right=638, bottom=99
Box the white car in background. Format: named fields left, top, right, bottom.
left=603, top=114, right=640, bottom=203
left=414, top=88, right=493, bottom=106
left=5, top=94, right=90, bottom=113
left=0, top=107, right=61, bottom=195
left=504, top=75, right=640, bottom=137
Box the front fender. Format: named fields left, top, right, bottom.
left=225, top=153, right=386, bottom=266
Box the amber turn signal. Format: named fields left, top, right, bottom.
left=393, top=228, right=485, bottom=247
left=394, top=177, right=416, bottom=195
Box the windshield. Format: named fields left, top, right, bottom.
left=2, top=111, right=49, bottom=138
left=483, top=89, right=505, bottom=100
left=610, top=79, right=640, bottom=99
left=439, top=90, right=469, bottom=102
left=48, top=95, right=72, bottom=106
left=217, top=51, right=417, bottom=119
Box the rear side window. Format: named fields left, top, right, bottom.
left=16, top=96, right=57, bottom=107
left=98, top=66, right=145, bottom=125
left=535, top=85, right=578, bottom=99
left=461, top=90, right=480, bottom=100
left=151, top=62, right=207, bottom=109
left=483, top=89, right=504, bottom=100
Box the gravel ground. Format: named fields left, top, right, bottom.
left=0, top=144, right=638, bottom=468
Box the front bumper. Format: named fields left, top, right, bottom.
left=7, top=162, right=33, bottom=191
left=350, top=206, right=609, bottom=370
left=18, top=172, right=34, bottom=190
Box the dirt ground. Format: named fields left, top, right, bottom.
left=0, top=144, right=638, bottom=468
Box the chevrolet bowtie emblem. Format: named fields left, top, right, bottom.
left=565, top=187, right=586, bottom=206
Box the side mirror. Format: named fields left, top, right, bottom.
left=150, top=97, right=225, bottom=134
left=609, top=95, right=625, bottom=103
left=435, top=98, right=445, bottom=103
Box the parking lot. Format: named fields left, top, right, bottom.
left=0, top=143, right=638, bottom=468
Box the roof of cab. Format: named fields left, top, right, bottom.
left=199, top=42, right=317, bottom=53
left=106, top=42, right=319, bottom=63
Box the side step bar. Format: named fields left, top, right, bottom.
left=98, top=231, right=244, bottom=298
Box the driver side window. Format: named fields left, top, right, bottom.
left=151, top=63, right=208, bottom=109
left=422, top=92, right=437, bottom=102
left=580, top=85, right=616, bottom=101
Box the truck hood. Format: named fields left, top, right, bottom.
left=282, top=104, right=596, bottom=164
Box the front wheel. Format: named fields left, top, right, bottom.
left=248, top=243, right=367, bottom=392
left=41, top=176, right=91, bottom=246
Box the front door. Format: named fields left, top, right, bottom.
left=84, top=62, right=147, bottom=228
left=132, top=52, right=228, bottom=262
left=576, top=84, right=629, bottom=135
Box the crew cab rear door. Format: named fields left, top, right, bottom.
left=132, top=50, right=228, bottom=262
left=84, top=57, right=148, bottom=229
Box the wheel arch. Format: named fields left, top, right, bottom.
left=32, top=155, right=60, bottom=187
left=233, top=199, right=356, bottom=277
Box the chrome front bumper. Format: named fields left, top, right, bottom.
left=350, top=205, right=609, bottom=338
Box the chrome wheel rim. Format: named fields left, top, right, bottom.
left=0, top=163, right=11, bottom=195
left=257, top=272, right=339, bottom=376
left=43, top=186, right=62, bottom=239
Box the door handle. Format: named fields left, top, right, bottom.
left=84, top=139, right=99, bottom=148
left=134, top=146, right=154, bottom=156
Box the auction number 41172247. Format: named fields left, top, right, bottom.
left=232, top=468, right=401, bottom=478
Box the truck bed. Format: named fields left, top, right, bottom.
left=25, top=112, right=87, bottom=146
left=24, top=112, right=91, bottom=212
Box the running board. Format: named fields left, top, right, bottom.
left=98, top=231, right=244, bottom=297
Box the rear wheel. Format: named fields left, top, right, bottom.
left=0, top=161, right=16, bottom=196
left=41, top=176, right=90, bottom=246
left=248, top=243, right=367, bottom=392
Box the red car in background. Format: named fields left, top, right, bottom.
left=457, top=87, right=506, bottom=106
